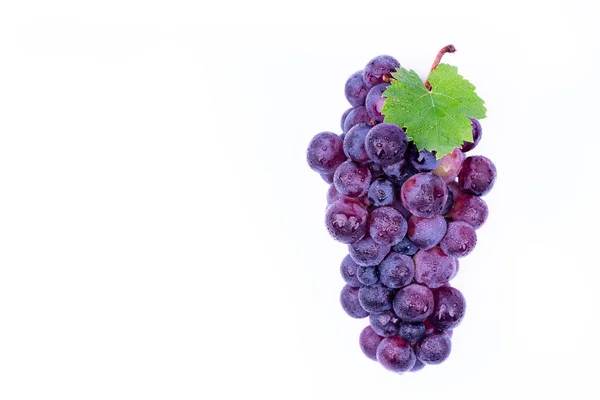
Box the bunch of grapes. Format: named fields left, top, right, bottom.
left=306, top=54, right=496, bottom=374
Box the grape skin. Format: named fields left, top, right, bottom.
left=307, top=132, right=346, bottom=174
left=369, top=206, right=408, bottom=246
left=413, top=247, right=458, bottom=288
left=343, top=106, right=372, bottom=133
left=360, top=326, right=384, bottom=361
left=407, top=215, right=447, bottom=250
left=400, top=173, right=448, bottom=218
left=415, top=332, right=452, bottom=365
left=461, top=117, right=482, bottom=152
left=398, top=321, right=426, bottom=343
left=340, top=254, right=361, bottom=287
left=440, top=221, right=477, bottom=258
left=370, top=310, right=401, bottom=337
left=340, top=285, right=369, bottom=319
left=391, top=235, right=419, bottom=256
left=365, top=83, right=390, bottom=123
left=458, top=155, right=497, bottom=196
left=363, top=55, right=401, bottom=87
left=348, top=235, right=391, bottom=267
left=393, top=283, right=435, bottom=322
left=430, top=286, right=466, bottom=331
left=334, top=160, right=372, bottom=198
left=345, top=70, right=369, bottom=107
left=341, top=107, right=353, bottom=131
left=378, top=252, right=414, bottom=289
left=343, top=123, right=371, bottom=163
left=376, top=336, right=416, bottom=373
left=325, top=197, right=369, bottom=244
left=357, top=265, right=379, bottom=286
left=367, top=178, right=395, bottom=207
left=450, top=194, right=489, bottom=229
left=365, top=123, right=408, bottom=166
left=358, top=282, right=394, bottom=313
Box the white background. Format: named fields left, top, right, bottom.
left=1, top=1, right=599, bottom=399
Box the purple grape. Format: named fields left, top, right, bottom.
left=393, top=284, right=434, bottom=322
left=432, top=148, right=465, bottom=183
left=333, top=160, right=371, bottom=198
left=365, top=83, right=389, bottom=123
left=461, top=117, right=482, bottom=152
left=398, top=321, right=426, bottom=343
left=413, top=247, right=458, bottom=288
left=340, top=107, right=353, bottom=131
left=415, top=332, right=452, bottom=365
left=370, top=310, right=401, bottom=337
left=343, top=123, right=371, bottom=163
left=367, top=162, right=385, bottom=180
left=340, top=254, right=361, bottom=287
left=440, top=187, right=455, bottom=215
left=450, top=194, right=488, bottom=229
left=367, top=178, right=395, bottom=207
left=326, top=184, right=342, bottom=205
left=458, top=156, right=497, bottom=196
left=410, top=358, right=426, bottom=372
left=325, top=197, right=368, bottom=244
left=440, top=221, right=477, bottom=258
left=343, top=106, right=371, bottom=133
left=430, top=286, right=466, bottom=331
left=369, top=206, right=408, bottom=246
left=363, top=55, right=400, bottom=87
left=400, top=172, right=448, bottom=218
left=340, top=285, right=369, bottom=318
left=391, top=235, right=419, bottom=256
left=357, top=265, right=379, bottom=286
left=382, top=159, right=407, bottom=182
left=378, top=252, right=414, bottom=289
left=358, top=282, right=394, bottom=313
left=359, top=326, right=383, bottom=361
left=306, top=132, right=346, bottom=174
left=376, top=336, right=416, bottom=373
left=348, top=235, right=391, bottom=267
left=408, top=145, right=439, bottom=172
left=320, top=172, right=334, bottom=184
left=407, top=215, right=447, bottom=250
left=365, top=123, right=408, bottom=166
left=345, top=70, right=369, bottom=107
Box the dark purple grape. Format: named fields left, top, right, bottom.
left=430, top=286, right=466, bottom=330
left=365, top=123, right=408, bottom=166
left=440, top=187, right=454, bottom=215
left=363, top=55, right=400, bottom=87
left=320, top=172, right=334, bottom=184
left=450, top=194, right=488, bottom=229
left=461, top=117, right=482, bottom=152
left=348, top=235, right=390, bottom=267
left=325, top=197, right=368, bottom=244
left=408, top=145, right=439, bottom=172
left=326, top=184, right=342, bottom=205
left=367, top=162, right=385, bottom=180
left=400, top=172, right=448, bottom=218
left=440, top=221, right=477, bottom=258
left=340, top=254, right=361, bottom=287
left=415, top=332, right=452, bottom=365
left=358, top=282, right=394, bottom=313
left=307, top=132, right=346, bottom=174
left=345, top=70, right=369, bottom=107
left=340, top=285, right=369, bottom=318
left=365, top=83, right=389, bottom=123
left=382, top=159, right=407, bottom=182
left=398, top=321, right=426, bottom=343
left=378, top=252, right=414, bottom=289
left=391, top=235, right=419, bottom=256
left=413, top=247, right=458, bottom=288
left=357, top=265, right=379, bottom=286
left=367, top=178, right=395, bottom=207
left=410, top=358, right=426, bottom=372
left=343, top=123, right=371, bottom=163
left=407, top=215, right=447, bottom=250
left=340, top=107, right=353, bottom=131
left=376, top=336, right=416, bottom=373
left=432, top=148, right=465, bottom=183
left=333, top=160, right=371, bottom=198
left=359, top=326, right=383, bottom=361
left=368, top=206, right=407, bottom=246
left=370, top=310, right=401, bottom=337
left=343, top=106, right=372, bottom=133
left=458, top=156, right=497, bottom=196
left=393, top=284, right=434, bottom=322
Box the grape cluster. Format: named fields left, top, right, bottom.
left=307, top=55, right=496, bottom=374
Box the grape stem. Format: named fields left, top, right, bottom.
left=424, top=44, right=456, bottom=91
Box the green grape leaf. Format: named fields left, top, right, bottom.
left=381, top=63, right=486, bottom=158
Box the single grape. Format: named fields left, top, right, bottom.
left=357, top=265, right=379, bottom=286
left=415, top=332, right=452, bottom=365
left=341, top=107, right=353, bottom=131
left=334, top=160, right=371, bottom=198
left=440, top=187, right=454, bottom=216
left=370, top=310, right=401, bottom=337
left=320, top=172, right=334, bottom=184
left=343, top=123, right=371, bottom=163
left=359, top=326, right=384, bottom=361
left=340, top=285, right=369, bottom=318
left=378, top=252, right=414, bottom=289
left=413, top=247, right=458, bottom=288
left=367, top=178, right=395, bottom=207
left=343, top=106, right=371, bottom=133
left=363, top=55, right=401, bottom=87
left=458, top=156, right=497, bottom=196
left=348, top=235, right=391, bottom=267
left=432, top=148, right=465, bottom=183
left=340, top=254, right=361, bottom=287
left=326, top=184, right=343, bottom=205
left=440, top=221, right=477, bottom=257
left=307, top=132, right=347, bottom=174
left=393, top=283, right=434, bottom=322
left=345, top=70, right=369, bottom=107
left=450, top=194, right=488, bottom=229
left=376, top=336, right=416, bottom=373
left=461, top=117, right=482, bottom=152
left=369, top=206, right=408, bottom=246
left=410, top=358, right=426, bottom=372
left=430, top=286, right=466, bottom=331
left=325, top=197, right=369, bottom=244
left=398, top=321, right=426, bottom=343
left=407, top=215, right=447, bottom=250
left=365, top=123, right=408, bottom=166
left=400, top=172, right=448, bottom=218
left=408, top=145, right=439, bottom=172
left=365, top=83, right=389, bottom=123
left=391, top=235, right=419, bottom=256
left=358, top=282, right=394, bottom=313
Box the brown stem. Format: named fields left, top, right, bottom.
left=424, top=44, right=456, bottom=90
